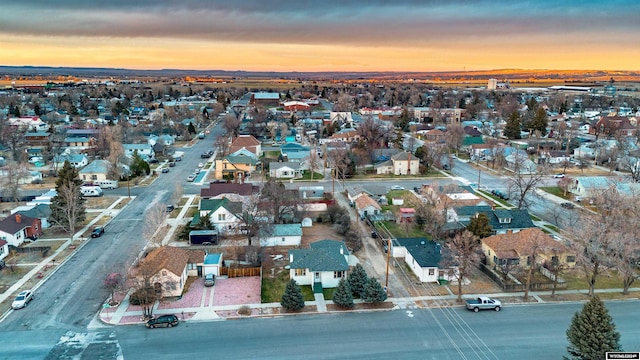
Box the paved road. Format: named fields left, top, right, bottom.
left=4, top=300, right=638, bottom=359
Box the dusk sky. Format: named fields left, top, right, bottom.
left=1, top=0, right=639, bottom=72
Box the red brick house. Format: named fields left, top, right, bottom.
left=0, top=213, right=42, bottom=247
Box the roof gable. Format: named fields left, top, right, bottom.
left=0, top=213, right=37, bottom=234
left=395, top=238, right=442, bottom=267
left=482, top=228, right=569, bottom=258
left=142, top=246, right=190, bottom=277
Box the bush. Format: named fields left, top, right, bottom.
left=281, top=279, right=305, bottom=311
left=237, top=305, right=251, bottom=316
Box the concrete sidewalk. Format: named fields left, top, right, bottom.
left=97, top=284, right=640, bottom=326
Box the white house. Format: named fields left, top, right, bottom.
left=0, top=239, right=8, bottom=261
left=391, top=238, right=456, bottom=283
left=123, top=143, right=155, bottom=160
left=259, top=224, right=303, bottom=247
left=288, top=240, right=351, bottom=289
left=197, top=198, right=243, bottom=234
left=269, top=161, right=303, bottom=179
left=354, top=194, right=382, bottom=219
left=53, top=153, right=89, bottom=169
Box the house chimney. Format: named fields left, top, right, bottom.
left=15, top=214, right=21, bottom=223
left=506, top=229, right=513, bottom=234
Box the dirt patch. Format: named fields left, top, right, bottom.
left=85, top=196, right=119, bottom=209
left=301, top=223, right=344, bottom=247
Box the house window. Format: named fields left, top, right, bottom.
left=334, top=271, right=344, bottom=279
left=428, top=268, right=435, bottom=276
left=551, top=256, right=559, bottom=265
left=282, top=237, right=285, bottom=242
left=91, top=175, right=97, bottom=180
left=218, top=213, right=226, bottom=221
left=526, top=256, right=532, bottom=266
left=0, top=247, right=4, bottom=255
left=295, top=269, right=306, bottom=276
left=187, top=263, right=196, bottom=270
left=566, top=256, right=576, bottom=263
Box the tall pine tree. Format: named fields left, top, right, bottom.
left=362, top=277, right=387, bottom=303
left=346, top=264, right=368, bottom=298
left=332, top=278, right=354, bottom=308
left=565, top=296, right=621, bottom=360
left=503, top=111, right=522, bottom=140
left=50, top=161, right=86, bottom=242
left=466, top=213, right=493, bottom=239
left=280, top=279, right=305, bottom=311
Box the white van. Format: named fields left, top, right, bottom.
left=94, top=180, right=119, bottom=189
left=80, top=186, right=103, bottom=197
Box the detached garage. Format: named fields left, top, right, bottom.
left=203, top=253, right=223, bottom=276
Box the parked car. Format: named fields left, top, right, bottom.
left=553, top=173, right=565, bottom=178
left=204, top=274, right=215, bottom=287
left=148, top=158, right=159, bottom=164
left=168, top=162, right=176, bottom=167
left=166, top=205, right=175, bottom=212
left=146, top=314, right=179, bottom=328
left=465, top=296, right=501, bottom=312
left=198, top=163, right=204, bottom=168
left=491, top=189, right=509, bottom=200
left=187, top=174, right=196, bottom=182
left=91, top=227, right=105, bottom=238
left=391, top=185, right=405, bottom=190
left=561, top=202, right=575, bottom=209
left=12, top=290, right=34, bottom=309
left=194, top=168, right=201, bottom=174
left=161, top=168, right=169, bottom=173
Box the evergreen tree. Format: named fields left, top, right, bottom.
left=332, top=278, right=354, bottom=308
left=565, top=296, right=621, bottom=360
left=50, top=161, right=86, bottom=241
left=504, top=111, right=522, bottom=139
left=466, top=213, right=493, bottom=239
left=280, top=279, right=305, bottom=311
left=187, top=123, right=197, bottom=135
left=362, top=277, right=387, bottom=303
left=130, top=151, right=150, bottom=177
left=528, top=107, right=549, bottom=136
left=346, top=264, right=368, bottom=298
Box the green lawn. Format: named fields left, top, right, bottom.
left=300, top=286, right=337, bottom=301
left=300, top=171, right=324, bottom=180
left=261, top=270, right=289, bottom=303
left=539, top=187, right=568, bottom=199
left=562, top=269, right=628, bottom=290
left=381, top=220, right=429, bottom=238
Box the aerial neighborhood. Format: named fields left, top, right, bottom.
left=1, top=75, right=639, bottom=334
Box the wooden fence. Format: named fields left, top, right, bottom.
left=220, top=266, right=261, bottom=278
left=479, top=264, right=567, bottom=292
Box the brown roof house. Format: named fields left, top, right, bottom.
left=354, top=194, right=382, bottom=220
left=229, top=135, right=262, bottom=157
left=0, top=213, right=42, bottom=247
left=481, top=228, right=576, bottom=270
left=133, top=246, right=204, bottom=298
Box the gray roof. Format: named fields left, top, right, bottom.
left=0, top=213, right=37, bottom=234
left=453, top=206, right=535, bottom=231
left=288, top=239, right=349, bottom=271
left=269, top=161, right=302, bottom=171
left=79, top=160, right=110, bottom=174
left=394, top=238, right=442, bottom=268
left=17, top=204, right=51, bottom=219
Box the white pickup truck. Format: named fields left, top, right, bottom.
left=465, top=296, right=502, bottom=312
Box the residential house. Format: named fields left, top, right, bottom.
left=13, top=204, right=52, bottom=229
left=280, top=143, right=310, bottom=162
left=53, top=153, right=89, bottom=169
left=8, top=116, right=48, bottom=131
left=394, top=151, right=420, bottom=175
left=391, top=238, right=457, bottom=283
left=590, top=115, right=637, bottom=137
left=328, top=128, right=359, bottom=143
left=79, top=160, right=111, bottom=182
left=481, top=228, right=576, bottom=269
left=136, top=246, right=204, bottom=298
left=123, top=144, right=154, bottom=161
left=0, top=213, right=42, bottom=247
left=195, top=198, right=243, bottom=234
left=569, top=176, right=613, bottom=198
left=269, top=161, right=303, bottom=179
left=229, top=135, right=261, bottom=157
left=354, top=194, right=382, bottom=219
left=214, top=153, right=258, bottom=182
left=24, top=132, right=50, bottom=147
left=298, top=186, right=324, bottom=199
left=259, top=223, right=303, bottom=247
left=65, top=136, right=95, bottom=150
left=540, top=150, right=571, bottom=165
left=288, top=240, right=351, bottom=290
left=446, top=206, right=535, bottom=234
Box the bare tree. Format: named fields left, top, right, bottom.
left=104, top=271, right=124, bottom=306
left=128, top=259, right=158, bottom=319
left=557, top=177, right=574, bottom=197
left=0, top=161, right=29, bottom=202
left=214, top=135, right=230, bottom=157
left=223, top=113, right=241, bottom=137
left=49, top=177, right=86, bottom=242
left=142, top=203, right=168, bottom=247
left=441, top=230, right=481, bottom=303
left=505, top=153, right=547, bottom=208
left=307, top=150, right=322, bottom=181
left=444, top=124, right=465, bottom=156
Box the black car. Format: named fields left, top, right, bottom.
left=561, top=202, right=575, bottom=209
left=148, top=158, right=159, bottom=164
left=0, top=259, right=5, bottom=270
left=166, top=205, right=175, bottom=212
left=146, top=314, right=179, bottom=328
left=161, top=168, right=169, bottom=173
left=168, top=162, right=176, bottom=167
left=91, top=227, right=105, bottom=238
